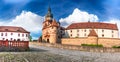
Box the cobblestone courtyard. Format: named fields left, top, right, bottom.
left=0, top=43, right=120, bottom=62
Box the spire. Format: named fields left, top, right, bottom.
left=46, top=6, right=53, bottom=18
left=48, top=5, right=51, bottom=13
left=88, top=29, right=98, bottom=37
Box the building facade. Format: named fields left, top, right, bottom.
left=63, top=22, right=119, bottom=38
left=0, top=26, right=30, bottom=41
left=42, top=7, right=120, bottom=47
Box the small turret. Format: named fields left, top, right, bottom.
left=88, top=29, right=98, bottom=37
left=88, top=29, right=98, bottom=45
left=52, top=19, right=59, bottom=27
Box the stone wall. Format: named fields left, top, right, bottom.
left=61, top=38, right=88, bottom=46
left=98, top=38, right=120, bottom=47
left=31, top=42, right=120, bottom=52
left=61, top=37, right=120, bottom=47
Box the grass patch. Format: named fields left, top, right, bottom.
left=112, top=46, right=120, bottom=48
left=81, top=44, right=103, bottom=47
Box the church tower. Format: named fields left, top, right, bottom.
left=42, top=6, right=60, bottom=44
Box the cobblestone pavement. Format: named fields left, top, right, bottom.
left=0, top=44, right=120, bottom=62
left=30, top=44, right=120, bottom=62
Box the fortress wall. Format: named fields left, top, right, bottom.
left=98, top=38, right=120, bottom=47
left=61, top=37, right=120, bottom=47
left=61, top=37, right=97, bottom=46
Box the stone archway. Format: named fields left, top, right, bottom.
left=44, top=34, right=50, bottom=43
left=47, top=39, right=49, bottom=43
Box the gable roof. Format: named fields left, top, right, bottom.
left=66, top=22, right=118, bottom=30
left=88, top=29, right=98, bottom=37
left=0, top=26, right=30, bottom=33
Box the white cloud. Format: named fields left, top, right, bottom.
left=0, top=11, right=44, bottom=39
left=59, top=8, right=99, bottom=27
left=8, top=11, right=44, bottom=33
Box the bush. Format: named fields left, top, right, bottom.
left=81, top=44, right=103, bottom=47
left=112, top=46, right=120, bottom=48
left=75, top=36, right=79, bottom=38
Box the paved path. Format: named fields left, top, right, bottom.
left=30, top=44, right=120, bottom=62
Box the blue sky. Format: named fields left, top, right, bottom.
left=0, top=0, right=120, bottom=39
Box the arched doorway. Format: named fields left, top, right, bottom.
left=47, top=39, right=49, bottom=43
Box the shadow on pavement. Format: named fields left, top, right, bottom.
left=29, top=47, right=48, bottom=52
left=0, top=47, right=48, bottom=52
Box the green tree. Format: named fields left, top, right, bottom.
left=29, top=35, right=32, bottom=42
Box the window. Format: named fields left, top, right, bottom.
left=1, top=33, right=3, bottom=36
left=26, top=34, right=28, bottom=37
left=70, top=30, right=72, bottom=33
left=84, top=29, right=86, bottom=32
left=102, top=34, right=104, bottom=37
left=2, top=38, right=4, bottom=40
left=18, top=33, right=20, bottom=37
left=11, top=38, right=13, bottom=41
left=6, top=39, right=8, bottom=41
left=112, top=31, right=114, bottom=33
left=70, top=34, right=72, bottom=37
left=14, top=39, right=16, bottom=41
left=17, top=39, right=20, bottom=41
left=61, top=31, right=62, bottom=33
left=22, top=34, right=24, bottom=37
left=77, top=30, right=79, bottom=32
left=11, top=33, right=13, bottom=35
left=5, top=33, right=7, bottom=36
left=102, top=30, right=104, bottom=32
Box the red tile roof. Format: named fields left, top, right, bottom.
left=0, top=26, right=30, bottom=33
left=88, top=29, right=98, bottom=37
left=66, top=22, right=118, bottom=30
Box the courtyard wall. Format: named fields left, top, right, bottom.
left=61, top=37, right=120, bottom=47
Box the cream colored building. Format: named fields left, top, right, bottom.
left=63, top=22, right=119, bottom=38
left=0, top=26, right=30, bottom=41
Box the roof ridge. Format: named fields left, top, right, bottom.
left=66, top=22, right=118, bottom=30
left=0, top=26, right=29, bottom=33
